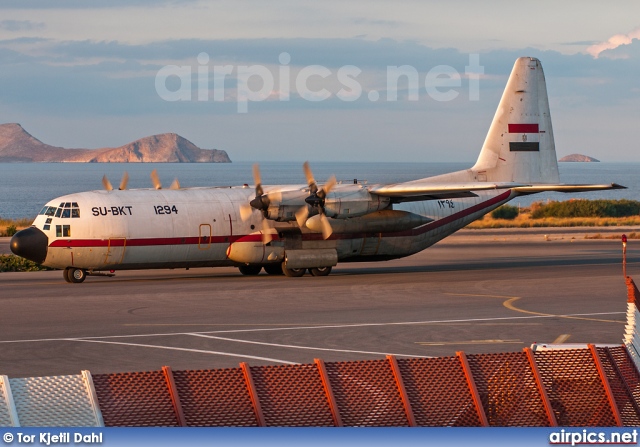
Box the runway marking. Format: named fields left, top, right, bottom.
left=66, top=338, right=298, bottom=365
left=123, top=322, right=545, bottom=327
left=445, top=292, right=625, bottom=324
left=503, top=297, right=624, bottom=324
left=444, top=293, right=519, bottom=299
left=189, top=333, right=430, bottom=358
left=553, top=334, right=571, bottom=344
left=0, top=311, right=624, bottom=345
left=416, top=339, right=522, bottom=346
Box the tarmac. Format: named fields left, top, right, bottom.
left=0, top=228, right=636, bottom=378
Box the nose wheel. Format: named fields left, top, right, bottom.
left=63, top=267, right=87, bottom=283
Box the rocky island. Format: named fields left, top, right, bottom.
left=0, top=123, right=231, bottom=163
left=558, top=154, right=599, bottom=162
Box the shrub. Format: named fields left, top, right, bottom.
left=5, top=225, right=17, bottom=237
left=531, top=199, right=640, bottom=219
left=491, top=205, right=519, bottom=220
left=0, top=255, right=49, bottom=272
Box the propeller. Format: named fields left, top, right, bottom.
left=150, top=169, right=162, bottom=189
left=150, top=169, right=180, bottom=191
left=102, top=172, right=129, bottom=191
left=239, top=164, right=278, bottom=244
left=296, top=162, right=336, bottom=239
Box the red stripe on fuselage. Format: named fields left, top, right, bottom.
left=48, top=191, right=512, bottom=248
left=508, top=123, right=539, bottom=133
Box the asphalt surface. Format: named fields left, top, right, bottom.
left=0, top=231, right=636, bottom=378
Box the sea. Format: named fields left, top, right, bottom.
left=0, top=162, right=637, bottom=220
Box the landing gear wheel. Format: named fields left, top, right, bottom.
left=238, top=265, right=262, bottom=276
left=264, top=264, right=283, bottom=275
left=309, top=266, right=332, bottom=277
left=68, top=268, right=87, bottom=283
left=63, top=267, right=72, bottom=283
left=282, top=264, right=306, bottom=277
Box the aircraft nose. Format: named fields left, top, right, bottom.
left=10, top=227, right=48, bottom=264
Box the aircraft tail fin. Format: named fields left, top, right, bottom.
left=471, top=57, right=560, bottom=184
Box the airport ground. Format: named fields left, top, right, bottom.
left=0, top=227, right=637, bottom=378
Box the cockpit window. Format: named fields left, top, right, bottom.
left=71, top=209, right=80, bottom=218
left=55, top=208, right=62, bottom=218
left=61, top=209, right=71, bottom=218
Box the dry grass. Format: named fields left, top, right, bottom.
left=467, top=211, right=640, bottom=229
left=0, top=217, right=32, bottom=236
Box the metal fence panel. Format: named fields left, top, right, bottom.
left=466, top=352, right=550, bottom=426
left=250, top=364, right=335, bottom=427
left=92, top=371, right=179, bottom=427
left=396, top=357, right=482, bottom=426
left=324, top=359, right=408, bottom=427
left=172, top=368, right=258, bottom=427
left=535, top=350, right=617, bottom=426
left=600, top=346, right=640, bottom=426
left=9, top=375, right=101, bottom=427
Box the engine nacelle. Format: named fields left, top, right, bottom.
left=227, top=237, right=284, bottom=264
left=323, top=186, right=390, bottom=219
left=306, top=209, right=432, bottom=234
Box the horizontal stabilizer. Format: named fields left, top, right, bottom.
left=513, top=183, right=626, bottom=195
left=370, top=181, right=527, bottom=197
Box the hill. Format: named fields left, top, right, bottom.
left=559, top=154, right=600, bottom=162
left=0, top=123, right=231, bottom=163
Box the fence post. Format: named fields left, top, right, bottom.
left=240, top=363, right=266, bottom=427
left=523, top=348, right=558, bottom=426
left=162, top=366, right=186, bottom=427
left=314, top=359, right=343, bottom=427
left=386, top=355, right=417, bottom=427
left=456, top=351, right=489, bottom=427
left=588, top=345, right=623, bottom=427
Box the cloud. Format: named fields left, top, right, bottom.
left=0, top=20, right=45, bottom=32
left=587, top=29, right=640, bottom=58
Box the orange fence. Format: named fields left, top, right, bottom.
left=90, top=346, right=640, bottom=427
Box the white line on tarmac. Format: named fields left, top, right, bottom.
left=0, top=311, right=624, bottom=345
left=67, top=338, right=298, bottom=365
left=188, top=333, right=431, bottom=358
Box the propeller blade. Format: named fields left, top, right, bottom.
left=321, top=175, right=337, bottom=197
left=261, top=219, right=274, bottom=245
left=265, top=190, right=282, bottom=203
left=295, top=206, right=309, bottom=227
left=303, top=161, right=317, bottom=194
left=119, top=171, right=129, bottom=190
left=253, top=164, right=263, bottom=197
left=102, top=175, right=113, bottom=191
left=319, top=212, right=333, bottom=240
left=150, top=169, right=162, bottom=190
left=169, top=178, right=180, bottom=190
left=239, top=202, right=254, bottom=221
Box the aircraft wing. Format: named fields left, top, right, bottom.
left=368, top=181, right=527, bottom=202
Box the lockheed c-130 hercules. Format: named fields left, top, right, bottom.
left=10, top=57, right=624, bottom=282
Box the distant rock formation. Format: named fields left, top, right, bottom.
left=559, top=154, right=600, bottom=162
left=0, top=123, right=231, bottom=163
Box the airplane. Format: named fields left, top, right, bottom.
left=10, top=57, right=624, bottom=283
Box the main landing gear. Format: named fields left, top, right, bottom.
left=237, top=263, right=333, bottom=277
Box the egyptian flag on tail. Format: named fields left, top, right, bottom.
left=508, top=123, right=540, bottom=152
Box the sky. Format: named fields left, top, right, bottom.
left=0, top=0, right=639, bottom=163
